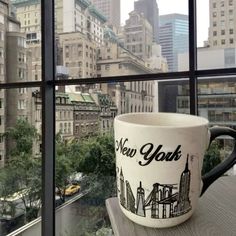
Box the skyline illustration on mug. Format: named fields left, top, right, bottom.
left=117, top=156, right=192, bottom=219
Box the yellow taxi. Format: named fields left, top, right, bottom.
left=64, top=184, right=80, bottom=196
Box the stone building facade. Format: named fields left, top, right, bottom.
left=97, top=38, right=154, bottom=115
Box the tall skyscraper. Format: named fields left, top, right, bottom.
left=90, top=0, right=120, bottom=28
left=208, top=0, right=236, bottom=48
left=134, top=0, right=159, bottom=43
left=159, top=14, right=189, bottom=72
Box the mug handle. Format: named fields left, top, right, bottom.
left=200, top=126, right=236, bottom=196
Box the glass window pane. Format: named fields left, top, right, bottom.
left=55, top=0, right=188, bottom=83
left=0, top=88, right=42, bottom=235
left=55, top=80, right=190, bottom=234
left=55, top=85, right=116, bottom=235
left=198, top=76, right=236, bottom=127
left=198, top=76, right=236, bottom=175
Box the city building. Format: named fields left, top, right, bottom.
left=157, top=47, right=236, bottom=158
left=97, top=36, right=154, bottom=115
left=90, top=0, right=120, bottom=28
left=0, top=1, right=32, bottom=167
left=124, top=11, right=153, bottom=60
left=68, top=92, right=100, bottom=139
left=32, top=91, right=102, bottom=141
left=134, top=0, right=159, bottom=43
left=92, top=92, right=117, bottom=135
left=208, top=0, right=236, bottom=48
left=32, top=91, right=74, bottom=142
left=178, top=46, right=236, bottom=70
left=11, top=0, right=41, bottom=41
left=12, top=0, right=106, bottom=44
left=55, top=0, right=106, bottom=44
left=58, top=32, right=97, bottom=82
left=178, top=47, right=236, bottom=130
left=159, top=13, right=188, bottom=71
left=12, top=0, right=107, bottom=83
left=146, top=43, right=168, bottom=72
left=146, top=43, right=168, bottom=111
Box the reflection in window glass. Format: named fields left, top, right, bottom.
left=198, top=78, right=236, bottom=170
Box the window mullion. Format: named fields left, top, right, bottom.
left=41, top=0, right=56, bottom=235
left=189, top=0, right=198, bottom=115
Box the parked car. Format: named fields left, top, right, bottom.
left=64, top=184, right=80, bottom=196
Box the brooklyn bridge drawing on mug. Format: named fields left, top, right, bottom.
left=118, top=157, right=192, bottom=219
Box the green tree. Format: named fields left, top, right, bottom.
left=2, top=118, right=41, bottom=221
left=76, top=134, right=116, bottom=202
left=77, top=134, right=116, bottom=177
left=0, top=165, right=20, bottom=217
left=5, top=118, right=38, bottom=156
left=55, top=133, right=75, bottom=202
left=202, top=141, right=221, bottom=175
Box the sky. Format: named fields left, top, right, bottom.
left=120, top=0, right=209, bottom=47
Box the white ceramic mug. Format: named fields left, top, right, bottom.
left=114, top=112, right=236, bottom=228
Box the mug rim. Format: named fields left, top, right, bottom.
left=114, top=112, right=209, bottom=128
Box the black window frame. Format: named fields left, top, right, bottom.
left=1, top=0, right=236, bottom=235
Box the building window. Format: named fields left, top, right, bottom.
left=19, top=88, right=27, bottom=94
left=221, top=1, right=224, bottom=7
left=213, top=2, right=216, bottom=8
left=229, top=9, right=233, bottom=15
left=132, top=45, right=135, bottom=53
left=229, top=29, right=234, bottom=34
left=221, top=39, right=226, bottom=45
left=229, top=0, right=233, bottom=6
left=221, top=30, right=225, bottom=35
left=18, top=100, right=26, bottom=110
left=213, top=31, right=217, bottom=36
left=213, top=12, right=217, bottom=17
left=0, top=15, right=3, bottom=25
left=0, top=64, right=3, bottom=75
left=221, top=11, right=224, bottom=16
left=0, top=31, right=4, bottom=41
left=18, top=68, right=24, bottom=79
left=68, top=123, right=71, bottom=133
left=229, top=38, right=234, bottom=44
left=105, top=65, right=110, bottom=70
left=0, top=48, right=3, bottom=58
left=213, top=21, right=217, bottom=27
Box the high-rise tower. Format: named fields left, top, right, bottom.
left=159, top=14, right=189, bottom=71
left=90, top=0, right=120, bottom=28
left=134, top=0, right=159, bottom=43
